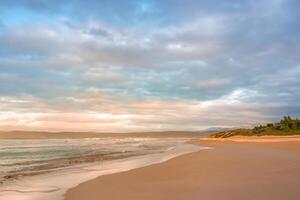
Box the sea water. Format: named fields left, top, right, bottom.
left=0, top=138, right=208, bottom=200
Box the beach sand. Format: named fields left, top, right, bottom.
left=65, top=137, right=300, bottom=200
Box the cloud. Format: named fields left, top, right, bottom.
left=0, top=0, right=299, bottom=131
left=0, top=88, right=299, bottom=132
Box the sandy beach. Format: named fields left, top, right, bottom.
left=3, top=1, right=300, bottom=200
left=65, top=137, right=300, bottom=200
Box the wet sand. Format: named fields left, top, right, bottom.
left=65, top=138, right=300, bottom=200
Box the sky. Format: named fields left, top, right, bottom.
left=0, top=0, right=300, bottom=132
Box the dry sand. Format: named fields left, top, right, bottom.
left=202, top=135, right=300, bottom=142
left=65, top=138, right=300, bottom=200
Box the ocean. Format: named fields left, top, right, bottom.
left=0, top=138, right=206, bottom=200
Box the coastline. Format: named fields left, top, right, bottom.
left=65, top=136, right=300, bottom=200
left=201, top=135, right=300, bottom=142
left=0, top=140, right=206, bottom=200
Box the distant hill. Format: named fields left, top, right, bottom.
left=0, top=129, right=220, bottom=139
left=210, top=116, right=300, bottom=138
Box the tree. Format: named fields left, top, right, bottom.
left=267, top=123, right=273, bottom=127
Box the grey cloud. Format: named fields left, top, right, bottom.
left=0, top=0, right=300, bottom=131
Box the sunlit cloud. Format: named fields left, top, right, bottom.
left=0, top=0, right=299, bottom=131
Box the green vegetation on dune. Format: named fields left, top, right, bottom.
left=210, top=116, right=300, bottom=138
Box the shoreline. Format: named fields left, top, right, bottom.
left=201, top=135, right=300, bottom=142
left=65, top=137, right=300, bottom=200
left=0, top=140, right=206, bottom=200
